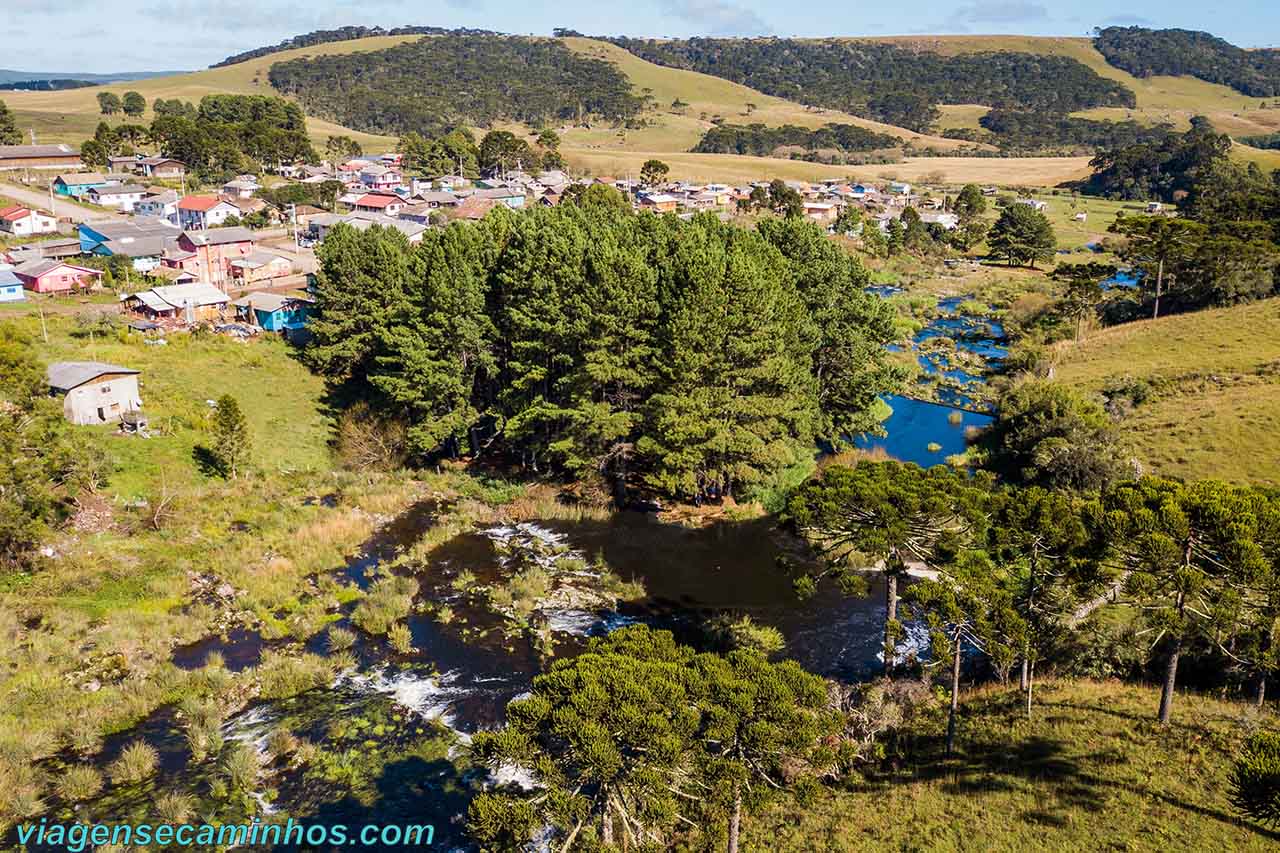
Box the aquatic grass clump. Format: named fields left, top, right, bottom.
left=108, top=740, right=159, bottom=785
left=153, top=790, right=197, bottom=824
left=327, top=625, right=356, bottom=652
left=56, top=765, right=103, bottom=802
left=179, top=697, right=226, bottom=762
left=388, top=623, right=414, bottom=654
left=220, top=742, right=261, bottom=794
left=351, top=576, right=418, bottom=636
left=255, top=650, right=335, bottom=700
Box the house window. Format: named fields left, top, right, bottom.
left=101, top=385, right=111, bottom=393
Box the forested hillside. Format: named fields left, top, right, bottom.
left=212, top=25, right=501, bottom=68
left=693, top=122, right=901, bottom=158
left=607, top=37, right=1135, bottom=133
left=1094, top=26, right=1280, bottom=97
left=268, top=35, right=644, bottom=137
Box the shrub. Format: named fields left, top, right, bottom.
left=108, top=740, right=159, bottom=785
left=56, top=765, right=103, bottom=802
left=221, top=742, right=260, bottom=793
left=154, top=790, right=197, bottom=824
left=1232, top=730, right=1280, bottom=827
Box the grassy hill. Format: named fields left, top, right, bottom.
left=750, top=678, right=1278, bottom=852
left=558, top=38, right=976, bottom=154
left=861, top=35, right=1280, bottom=162
left=0, top=36, right=413, bottom=150
left=1053, top=297, right=1280, bottom=485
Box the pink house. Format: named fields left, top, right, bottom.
left=14, top=259, right=102, bottom=294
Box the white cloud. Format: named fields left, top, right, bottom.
left=658, top=0, right=772, bottom=37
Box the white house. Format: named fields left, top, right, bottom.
left=134, top=190, right=180, bottom=224
left=177, top=195, right=240, bottom=229
left=87, top=184, right=147, bottom=212
left=1016, top=198, right=1049, bottom=212
left=47, top=361, right=142, bottom=425
left=221, top=177, right=260, bottom=199
left=0, top=204, right=58, bottom=236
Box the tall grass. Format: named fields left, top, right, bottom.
left=108, top=740, right=159, bottom=785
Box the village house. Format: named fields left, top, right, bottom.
left=888, top=181, right=912, bottom=195
left=638, top=193, right=678, bottom=214
left=174, top=227, right=256, bottom=289
left=53, top=172, right=108, bottom=197
left=134, top=189, right=181, bottom=224
left=1016, top=198, right=1049, bottom=212
left=123, top=281, right=230, bottom=324
left=47, top=361, right=142, bottom=426
left=221, top=177, right=260, bottom=199
left=0, top=205, right=59, bottom=236
left=353, top=192, right=404, bottom=216
left=13, top=258, right=102, bottom=294
left=177, top=195, right=240, bottom=229
left=228, top=250, right=292, bottom=285
left=472, top=187, right=525, bottom=208
left=79, top=219, right=182, bottom=273
left=452, top=196, right=497, bottom=221
left=919, top=211, right=961, bottom=230
left=232, top=291, right=313, bottom=333
left=0, top=269, right=25, bottom=302
left=222, top=195, right=270, bottom=221
left=358, top=164, right=402, bottom=191
left=87, top=184, right=147, bottom=211
left=802, top=201, right=838, bottom=223
left=0, top=144, right=81, bottom=171
left=136, top=157, right=186, bottom=179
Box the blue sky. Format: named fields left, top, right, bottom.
left=3, top=0, right=1277, bottom=73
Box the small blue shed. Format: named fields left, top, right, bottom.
left=232, top=291, right=314, bottom=332
left=0, top=269, right=24, bottom=302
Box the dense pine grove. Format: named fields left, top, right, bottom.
left=211, top=25, right=502, bottom=68
left=267, top=36, right=644, bottom=137
left=607, top=37, right=1135, bottom=133
left=972, top=110, right=1175, bottom=155
left=1094, top=26, right=1280, bottom=98
left=692, top=122, right=902, bottom=157
left=305, top=202, right=904, bottom=501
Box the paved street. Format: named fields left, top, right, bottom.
left=0, top=180, right=126, bottom=224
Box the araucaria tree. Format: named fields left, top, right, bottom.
left=1091, top=478, right=1274, bottom=724
left=467, top=625, right=830, bottom=852
left=1050, top=262, right=1117, bottom=341
left=0, top=99, right=21, bottom=145
left=210, top=394, right=251, bottom=479
left=786, top=461, right=991, bottom=673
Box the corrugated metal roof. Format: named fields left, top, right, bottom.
left=47, top=361, right=138, bottom=392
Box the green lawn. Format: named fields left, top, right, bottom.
left=750, top=679, right=1278, bottom=852
left=1054, top=298, right=1280, bottom=485
left=15, top=312, right=333, bottom=496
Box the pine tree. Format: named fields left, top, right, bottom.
left=211, top=394, right=251, bottom=479
left=988, top=204, right=1056, bottom=268
left=0, top=99, right=21, bottom=146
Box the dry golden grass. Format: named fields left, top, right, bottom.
left=561, top=149, right=1093, bottom=185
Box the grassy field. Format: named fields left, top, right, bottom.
left=750, top=678, right=1278, bottom=852
left=1053, top=298, right=1280, bottom=485
left=1, top=37, right=408, bottom=150
left=562, top=149, right=1092, bottom=185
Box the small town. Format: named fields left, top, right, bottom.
left=1, top=11, right=1280, bottom=853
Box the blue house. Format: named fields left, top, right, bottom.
left=232, top=292, right=314, bottom=332
left=54, top=173, right=108, bottom=198
left=0, top=269, right=25, bottom=302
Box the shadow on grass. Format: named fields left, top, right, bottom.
left=192, top=445, right=225, bottom=478
left=852, top=690, right=1280, bottom=844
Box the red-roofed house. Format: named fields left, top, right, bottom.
left=14, top=259, right=102, bottom=294
left=0, top=205, right=58, bottom=236
left=177, top=195, right=239, bottom=230
left=353, top=193, right=404, bottom=216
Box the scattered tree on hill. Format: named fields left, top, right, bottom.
left=96, top=92, right=122, bottom=116
left=640, top=158, right=669, bottom=186
left=786, top=461, right=992, bottom=674
left=1051, top=262, right=1117, bottom=341
left=988, top=204, right=1056, bottom=269
left=0, top=99, right=21, bottom=145
left=324, top=134, right=362, bottom=163
left=121, top=91, right=145, bottom=117
left=210, top=394, right=251, bottom=479
left=1083, top=118, right=1231, bottom=201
